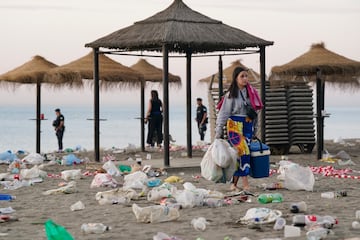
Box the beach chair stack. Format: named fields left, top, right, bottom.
left=264, top=81, right=316, bottom=154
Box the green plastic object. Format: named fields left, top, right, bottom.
left=44, top=219, right=74, bottom=240
left=119, top=165, right=132, bottom=173
left=257, top=193, right=283, bottom=204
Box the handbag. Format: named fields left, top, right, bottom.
left=240, top=91, right=257, bottom=120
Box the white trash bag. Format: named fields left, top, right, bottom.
left=200, top=144, right=223, bottom=182
left=284, top=165, right=315, bottom=191
left=211, top=139, right=237, bottom=168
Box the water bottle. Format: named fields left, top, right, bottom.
left=257, top=193, right=283, bottom=204
left=44, top=219, right=74, bottom=240
left=81, top=223, right=110, bottom=234
left=202, top=198, right=224, bottom=207
left=306, top=227, right=330, bottom=240
left=293, top=214, right=337, bottom=229
left=0, top=194, right=16, bottom=201
left=290, top=201, right=307, bottom=213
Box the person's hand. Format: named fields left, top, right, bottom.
left=144, top=118, right=148, bottom=124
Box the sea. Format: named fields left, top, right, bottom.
left=0, top=105, right=359, bottom=153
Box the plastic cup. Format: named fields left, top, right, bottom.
left=284, top=225, right=301, bottom=238
left=146, top=154, right=151, bottom=160
left=273, top=217, right=286, bottom=230
left=356, top=210, right=360, bottom=219
left=290, top=201, right=307, bottom=213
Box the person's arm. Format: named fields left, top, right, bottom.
left=200, top=110, right=207, bottom=125
left=145, top=100, right=152, bottom=123
left=215, top=94, right=232, bottom=138
left=56, top=117, right=64, bottom=131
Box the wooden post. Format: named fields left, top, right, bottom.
left=162, top=45, right=170, bottom=166
left=186, top=51, right=192, bottom=158
left=218, top=55, right=223, bottom=98
left=316, top=68, right=325, bottom=160
left=141, top=80, right=145, bottom=152
left=260, top=46, right=266, bottom=142
left=93, top=48, right=100, bottom=162
left=36, top=81, right=41, bottom=153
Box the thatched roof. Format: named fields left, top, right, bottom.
left=270, top=43, right=360, bottom=87
left=85, top=0, right=273, bottom=53
left=44, top=52, right=143, bottom=88
left=0, top=55, right=58, bottom=85
left=199, top=60, right=260, bottom=85
left=130, top=59, right=181, bottom=87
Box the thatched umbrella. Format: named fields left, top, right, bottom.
left=45, top=52, right=144, bottom=154
left=0, top=55, right=80, bottom=153
left=199, top=60, right=260, bottom=85
left=86, top=0, right=273, bottom=164
left=45, top=52, right=143, bottom=88
left=270, top=42, right=360, bottom=159
left=130, top=58, right=181, bottom=151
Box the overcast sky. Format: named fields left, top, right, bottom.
left=0, top=0, right=359, bottom=107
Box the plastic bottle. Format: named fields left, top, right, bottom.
left=202, top=198, right=224, bottom=208
left=273, top=217, right=286, bottom=230
left=290, top=201, right=307, bottom=213
left=306, top=227, right=330, bottom=240
left=132, top=203, right=180, bottom=223
left=0, top=194, right=16, bottom=201
left=81, top=223, right=110, bottom=234
left=44, top=219, right=74, bottom=240
left=257, top=193, right=283, bottom=204
left=293, top=214, right=337, bottom=229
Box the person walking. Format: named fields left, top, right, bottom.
left=53, top=108, right=65, bottom=152
left=145, top=90, right=163, bottom=148
left=215, top=67, right=263, bottom=191
left=195, top=97, right=208, bottom=141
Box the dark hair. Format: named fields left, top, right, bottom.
left=227, top=66, right=247, bottom=99
left=55, top=108, right=60, bottom=112
left=196, top=98, right=202, bottom=101
left=150, top=90, right=159, bottom=101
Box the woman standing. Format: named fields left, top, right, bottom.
left=215, top=67, right=263, bottom=191
left=145, top=90, right=163, bottom=148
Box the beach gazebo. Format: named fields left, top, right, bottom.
left=45, top=52, right=144, bottom=157
left=270, top=42, right=360, bottom=159
left=130, top=59, right=181, bottom=151
left=85, top=0, right=273, bottom=165
left=0, top=55, right=81, bottom=153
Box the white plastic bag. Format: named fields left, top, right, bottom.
left=90, top=173, right=118, bottom=188
left=284, top=165, right=315, bottom=191
left=61, top=169, right=82, bottom=181
left=200, top=144, right=223, bottom=182
left=21, top=153, right=44, bottom=165
left=96, top=188, right=137, bottom=205
left=20, top=165, right=47, bottom=180
left=132, top=203, right=180, bottom=223
left=211, top=139, right=237, bottom=168
left=102, top=161, right=122, bottom=177
left=123, top=171, right=148, bottom=190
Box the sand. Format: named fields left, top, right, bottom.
left=1, top=139, right=360, bottom=240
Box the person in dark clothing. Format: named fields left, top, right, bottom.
left=53, top=108, right=65, bottom=152
left=145, top=90, right=163, bottom=148
left=195, top=97, right=208, bottom=141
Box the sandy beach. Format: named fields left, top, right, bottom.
left=1, top=139, right=360, bottom=240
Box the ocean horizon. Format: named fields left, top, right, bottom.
left=0, top=104, right=359, bottom=154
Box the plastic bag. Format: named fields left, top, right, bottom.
left=200, top=144, right=223, bottom=182
left=284, top=165, right=315, bottom=191
left=61, top=169, right=82, bottom=181
left=147, top=183, right=177, bottom=201
left=102, top=161, right=121, bottom=177
left=90, top=173, right=118, bottom=188
left=174, top=189, right=205, bottom=208
left=20, top=165, right=47, bottom=180
left=96, top=188, right=137, bottom=205
left=43, top=181, right=78, bottom=195
left=211, top=139, right=237, bottom=168
left=123, top=171, right=148, bottom=190
left=132, top=203, right=180, bottom=223
left=21, top=153, right=44, bottom=165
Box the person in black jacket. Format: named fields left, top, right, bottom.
left=53, top=108, right=65, bottom=152
left=145, top=90, right=163, bottom=148
left=195, top=98, right=208, bottom=141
